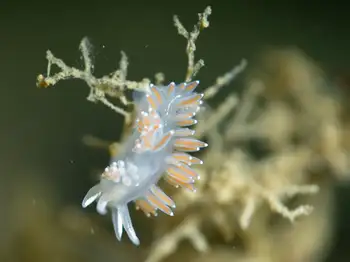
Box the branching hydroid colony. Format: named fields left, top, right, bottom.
left=36, top=6, right=245, bottom=245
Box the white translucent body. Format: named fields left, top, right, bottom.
left=82, top=81, right=203, bottom=245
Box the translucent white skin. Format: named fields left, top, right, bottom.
left=82, top=81, right=202, bottom=245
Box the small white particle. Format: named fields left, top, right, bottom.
left=118, top=160, right=125, bottom=168
left=122, top=176, right=132, bottom=186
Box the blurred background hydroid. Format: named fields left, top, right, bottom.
left=1, top=1, right=350, bottom=262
